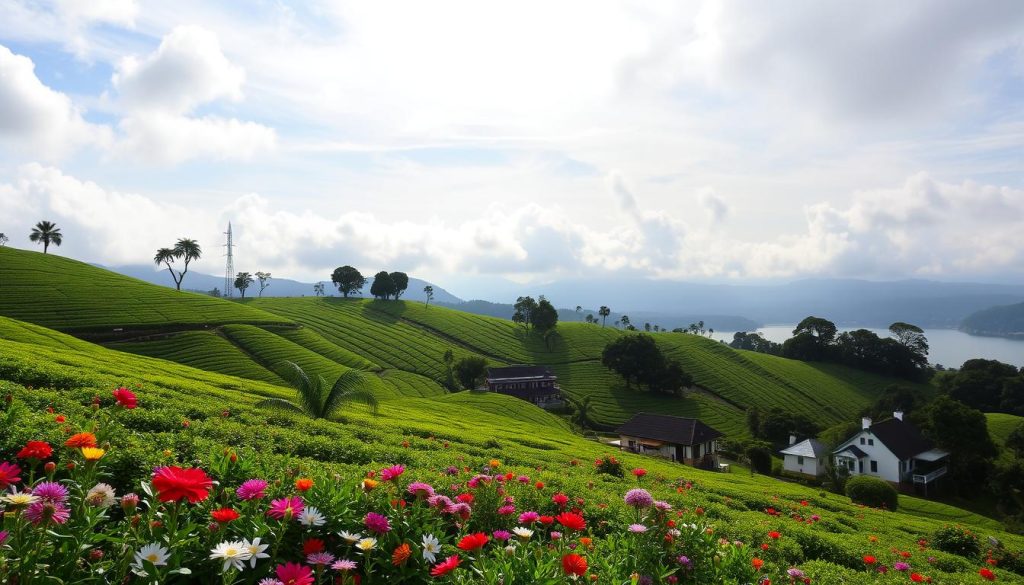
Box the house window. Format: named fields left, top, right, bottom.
left=859, top=438, right=866, bottom=445
left=868, top=439, right=874, bottom=446
left=870, top=461, right=878, bottom=473
left=797, top=456, right=804, bottom=465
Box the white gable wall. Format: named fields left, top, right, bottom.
left=783, top=454, right=823, bottom=476
left=834, top=429, right=903, bottom=483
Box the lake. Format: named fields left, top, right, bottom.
left=712, top=326, right=1024, bottom=368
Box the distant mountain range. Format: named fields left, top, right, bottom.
left=960, top=301, right=1024, bottom=340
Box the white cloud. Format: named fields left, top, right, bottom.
left=110, top=25, right=274, bottom=163
left=0, top=0, right=138, bottom=59
left=698, top=187, right=729, bottom=225
left=0, top=44, right=110, bottom=159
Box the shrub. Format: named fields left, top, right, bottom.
left=745, top=443, right=772, bottom=474
left=594, top=454, right=624, bottom=477
left=932, top=525, right=980, bottom=559
left=844, top=475, right=898, bottom=510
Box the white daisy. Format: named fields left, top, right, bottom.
left=512, top=526, right=534, bottom=540
left=210, top=540, right=252, bottom=572
left=355, top=537, right=377, bottom=552
left=132, top=542, right=170, bottom=572
left=242, top=537, right=270, bottom=568
left=421, top=533, right=441, bottom=563
left=339, top=530, right=362, bottom=544
left=299, top=506, right=326, bottom=527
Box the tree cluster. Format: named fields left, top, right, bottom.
left=600, top=333, right=693, bottom=395
left=729, top=332, right=782, bottom=355
left=328, top=266, right=410, bottom=300
left=938, top=359, right=1024, bottom=416
left=775, top=317, right=930, bottom=381
left=745, top=407, right=820, bottom=448
left=512, top=296, right=559, bottom=335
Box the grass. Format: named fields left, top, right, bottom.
left=0, top=246, right=290, bottom=332
left=987, top=412, right=1024, bottom=447
left=2, top=315, right=1023, bottom=583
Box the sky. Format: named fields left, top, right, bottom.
left=1, top=0, right=1023, bottom=297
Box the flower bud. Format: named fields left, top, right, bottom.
left=88, top=549, right=104, bottom=562
left=121, top=493, right=139, bottom=513
left=44, top=461, right=56, bottom=474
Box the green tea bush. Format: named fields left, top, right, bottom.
left=933, top=525, right=981, bottom=558
left=845, top=475, right=898, bottom=510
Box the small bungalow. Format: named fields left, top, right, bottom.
left=615, top=412, right=723, bottom=468
left=485, top=365, right=562, bottom=409
left=779, top=435, right=829, bottom=477
left=832, top=411, right=949, bottom=494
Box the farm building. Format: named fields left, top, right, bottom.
left=779, top=435, right=829, bottom=477
left=485, top=365, right=562, bottom=408
left=615, top=413, right=723, bottom=468
left=832, top=412, right=949, bottom=493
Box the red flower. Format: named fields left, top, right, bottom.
left=54, top=415, right=66, bottom=423
left=64, top=433, right=98, bottom=448
left=112, top=387, right=138, bottom=409
left=276, top=562, right=314, bottom=585
left=562, top=553, right=588, bottom=576
left=303, top=538, right=325, bottom=555
left=534, top=481, right=544, bottom=489
left=979, top=568, right=996, bottom=581
left=294, top=478, right=313, bottom=491
left=431, top=555, right=461, bottom=577
left=911, top=574, right=925, bottom=582
left=457, top=532, right=489, bottom=552
left=0, top=461, right=21, bottom=489
left=863, top=555, right=876, bottom=565
left=556, top=512, right=586, bottom=532
left=16, top=441, right=53, bottom=460
left=457, top=493, right=474, bottom=504
left=210, top=508, right=240, bottom=523
left=539, top=515, right=555, bottom=525
left=752, top=558, right=764, bottom=570
left=768, top=531, right=781, bottom=540
left=151, top=466, right=213, bottom=503
left=552, top=493, right=569, bottom=507
left=632, top=468, right=647, bottom=477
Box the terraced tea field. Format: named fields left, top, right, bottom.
left=109, top=330, right=286, bottom=384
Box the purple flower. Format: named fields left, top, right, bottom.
left=427, top=495, right=453, bottom=509
left=236, top=479, right=268, bottom=501
left=654, top=500, right=672, bottom=511
left=550, top=531, right=562, bottom=540
left=307, top=552, right=336, bottom=566
left=258, top=579, right=284, bottom=585
left=678, top=555, right=692, bottom=567
left=787, top=568, right=805, bottom=578
left=444, top=466, right=459, bottom=476
left=0, top=530, right=8, bottom=545
left=517, top=475, right=530, bottom=483
left=493, top=530, right=510, bottom=541
left=498, top=504, right=516, bottom=515
left=364, top=512, right=391, bottom=534
left=519, top=511, right=539, bottom=524
left=24, top=501, right=70, bottom=525
left=406, top=482, right=435, bottom=498
left=628, top=523, right=648, bottom=533
left=332, top=559, right=358, bottom=571
left=624, top=488, right=654, bottom=509
left=894, top=562, right=910, bottom=572
left=32, top=481, right=69, bottom=504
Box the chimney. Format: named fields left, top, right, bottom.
left=893, top=411, right=903, bottom=421
left=789, top=434, right=797, bottom=446
left=862, top=417, right=872, bottom=430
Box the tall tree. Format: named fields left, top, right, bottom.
left=171, top=238, right=202, bottom=291
left=598, top=306, right=610, bottom=327
left=331, top=266, right=365, bottom=298
left=423, top=285, right=434, bottom=307
left=513, top=296, right=538, bottom=329
left=454, top=356, right=489, bottom=390
left=889, top=322, right=929, bottom=357
left=600, top=333, right=664, bottom=389
left=29, top=221, right=62, bottom=254
left=922, top=395, right=998, bottom=495
left=234, top=272, right=254, bottom=298
left=0, top=233, right=8, bottom=246
left=255, top=271, right=272, bottom=297
left=313, top=282, right=325, bottom=297
left=370, top=271, right=396, bottom=299
left=256, top=362, right=378, bottom=420
left=154, top=248, right=181, bottom=289
left=390, top=272, right=409, bottom=299
left=793, top=316, right=838, bottom=344
left=620, top=315, right=631, bottom=329
left=531, top=296, right=559, bottom=335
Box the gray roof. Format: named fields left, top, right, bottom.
left=486, top=365, right=556, bottom=382
left=779, top=438, right=829, bottom=458
left=615, top=413, right=723, bottom=446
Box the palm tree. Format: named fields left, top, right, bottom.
left=154, top=248, right=180, bottom=288
left=172, top=238, right=201, bottom=291
left=598, top=306, right=610, bottom=327
left=256, top=362, right=378, bottom=420
left=29, top=221, right=62, bottom=254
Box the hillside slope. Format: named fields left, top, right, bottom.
left=0, top=246, right=291, bottom=333
left=961, top=301, right=1024, bottom=339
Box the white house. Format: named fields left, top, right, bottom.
left=779, top=435, right=829, bottom=477
left=615, top=413, right=723, bottom=469
left=832, top=412, right=949, bottom=493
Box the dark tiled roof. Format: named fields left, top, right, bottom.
left=835, top=444, right=867, bottom=458
left=615, top=413, right=723, bottom=446
left=869, top=418, right=934, bottom=460
left=486, top=365, right=555, bottom=381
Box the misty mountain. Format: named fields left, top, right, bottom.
left=99, top=265, right=463, bottom=305
left=960, top=302, right=1024, bottom=340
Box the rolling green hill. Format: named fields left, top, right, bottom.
left=1, top=314, right=1022, bottom=583
left=988, top=412, right=1024, bottom=447
left=0, top=246, right=291, bottom=332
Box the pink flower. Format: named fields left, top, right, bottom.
left=236, top=479, right=268, bottom=501
left=276, top=562, right=313, bottom=585
left=267, top=496, right=304, bottom=521
left=306, top=552, right=335, bottom=566
left=379, top=464, right=405, bottom=482
left=32, top=481, right=69, bottom=504
left=364, top=512, right=391, bottom=534
left=519, top=511, right=540, bottom=524
left=24, top=501, right=70, bottom=525
left=407, top=482, right=435, bottom=498
left=0, top=461, right=21, bottom=490
left=498, top=504, right=516, bottom=515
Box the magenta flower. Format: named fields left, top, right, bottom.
left=493, top=530, right=510, bottom=541
left=236, top=479, right=268, bottom=501
left=519, top=511, right=539, bottom=523
left=307, top=552, right=336, bottom=566
left=624, top=488, right=654, bottom=509
left=498, top=504, right=516, bottom=515
left=0, top=461, right=21, bottom=490
left=276, top=562, right=313, bottom=585
left=550, top=531, right=562, bottom=540
left=24, top=500, right=70, bottom=525
left=427, top=495, right=453, bottom=509
left=0, top=530, right=8, bottom=545
left=654, top=500, right=672, bottom=511
left=332, top=558, right=358, bottom=571
left=32, top=481, right=69, bottom=504
left=267, top=496, right=304, bottom=520
left=379, top=464, right=405, bottom=482
left=629, top=524, right=648, bottom=533
left=517, top=475, right=530, bottom=483
left=894, top=562, right=910, bottom=572
left=364, top=512, right=391, bottom=534
left=406, top=482, right=435, bottom=498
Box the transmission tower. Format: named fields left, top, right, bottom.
left=223, top=222, right=234, bottom=298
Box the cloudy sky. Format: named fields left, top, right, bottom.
left=1, top=1, right=1023, bottom=295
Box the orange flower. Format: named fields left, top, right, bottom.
left=392, top=543, right=411, bottom=566
left=489, top=459, right=501, bottom=468
left=579, top=537, right=593, bottom=548
left=361, top=478, right=378, bottom=491
left=295, top=478, right=314, bottom=491
left=752, top=558, right=764, bottom=570
left=81, top=447, right=105, bottom=461
left=65, top=432, right=98, bottom=448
